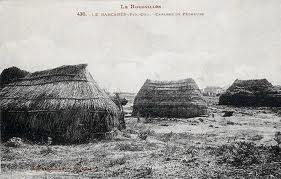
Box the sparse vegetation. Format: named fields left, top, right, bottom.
left=134, top=166, right=153, bottom=178
left=274, top=131, right=281, bottom=146
left=40, top=146, right=55, bottom=155
left=115, top=142, right=144, bottom=151
left=5, top=137, right=25, bottom=148
left=209, top=141, right=281, bottom=178
left=138, top=128, right=155, bottom=140
left=249, top=134, right=263, bottom=141
left=213, top=141, right=262, bottom=166
left=108, top=156, right=127, bottom=167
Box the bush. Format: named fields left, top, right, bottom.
left=214, top=141, right=261, bottom=166
left=134, top=166, right=152, bottom=178
left=108, top=156, right=127, bottom=167
left=143, top=118, right=154, bottom=124
left=138, top=129, right=155, bottom=140
left=40, top=146, right=55, bottom=155
left=274, top=131, right=281, bottom=146
left=213, top=141, right=281, bottom=167
left=163, top=144, right=180, bottom=158
left=266, top=145, right=281, bottom=163
left=158, top=132, right=174, bottom=142
left=1, top=147, right=15, bottom=161
left=125, top=128, right=138, bottom=134
left=5, top=137, right=25, bottom=148
left=249, top=134, right=263, bottom=141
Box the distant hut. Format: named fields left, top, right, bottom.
left=0, top=66, right=29, bottom=89
left=0, top=64, right=123, bottom=143
left=203, top=86, right=223, bottom=96
left=132, top=79, right=208, bottom=118
left=219, top=79, right=281, bottom=107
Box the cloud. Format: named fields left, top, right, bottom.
left=0, top=35, right=84, bottom=71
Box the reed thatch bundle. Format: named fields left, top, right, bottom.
left=0, top=66, right=29, bottom=89
left=219, top=79, right=281, bottom=107
left=132, top=79, right=207, bottom=118
left=0, top=64, right=123, bottom=143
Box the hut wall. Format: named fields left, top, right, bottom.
left=219, top=93, right=281, bottom=107
left=1, top=110, right=120, bottom=143
left=132, top=104, right=207, bottom=118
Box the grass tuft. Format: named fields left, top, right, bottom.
left=115, top=142, right=144, bottom=151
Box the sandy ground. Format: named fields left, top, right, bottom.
left=1, top=97, right=281, bottom=178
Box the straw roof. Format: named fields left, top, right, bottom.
left=219, top=79, right=281, bottom=106
left=0, top=66, right=29, bottom=89
left=132, top=78, right=207, bottom=118
left=0, top=64, right=122, bottom=143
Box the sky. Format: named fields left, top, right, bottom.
left=0, top=0, right=280, bottom=92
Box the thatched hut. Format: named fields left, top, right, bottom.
left=219, top=79, right=281, bottom=107
left=203, top=86, right=224, bottom=96
left=132, top=79, right=207, bottom=118
left=0, top=66, right=29, bottom=89
left=0, top=64, right=123, bottom=143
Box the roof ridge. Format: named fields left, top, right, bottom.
left=146, top=78, right=195, bottom=83
left=25, top=64, right=88, bottom=78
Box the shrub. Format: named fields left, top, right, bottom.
left=138, top=129, right=155, bottom=140
left=138, top=132, right=148, bottom=140
left=214, top=141, right=261, bottom=166
left=184, top=147, right=198, bottom=158
left=226, top=121, right=235, bottom=125
left=163, top=144, right=181, bottom=158
left=122, top=132, right=131, bottom=138
left=249, top=134, right=263, bottom=141
left=108, top=156, right=127, bottom=167
left=266, top=145, right=281, bottom=163
left=125, top=128, right=138, bottom=134
left=142, top=117, right=150, bottom=124
left=5, top=137, right=25, bottom=148
left=40, top=146, right=55, bottom=155
left=274, top=131, right=281, bottom=146
left=158, top=132, right=174, bottom=142
left=134, top=166, right=153, bottom=178
left=1, top=147, right=15, bottom=161
left=212, top=141, right=281, bottom=166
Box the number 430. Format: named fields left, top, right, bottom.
left=77, top=12, right=86, bottom=16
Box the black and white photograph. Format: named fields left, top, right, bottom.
left=0, top=0, right=281, bottom=178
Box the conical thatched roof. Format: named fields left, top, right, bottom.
left=219, top=79, right=281, bottom=106
left=132, top=78, right=207, bottom=118
left=0, top=64, right=122, bottom=143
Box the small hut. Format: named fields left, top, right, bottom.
left=219, top=79, right=281, bottom=107
left=132, top=79, right=207, bottom=118
left=0, top=64, right=123, bottom=143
